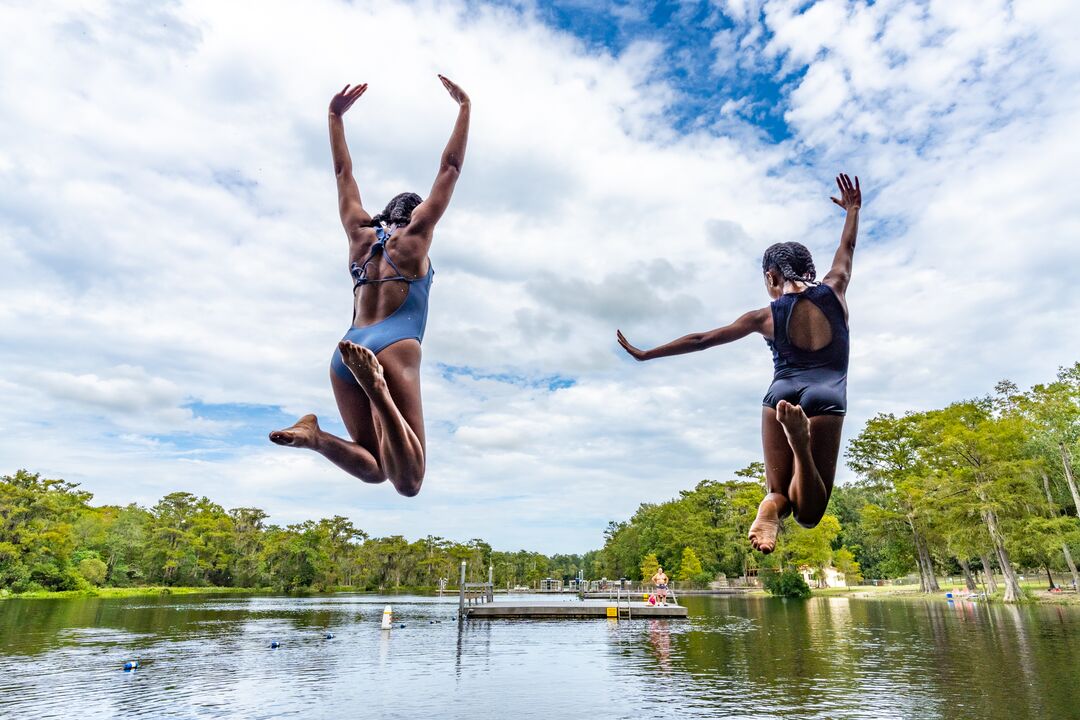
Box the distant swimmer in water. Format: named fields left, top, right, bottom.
left=270, top=75, right=471, bottom=497
left=617, top=174, right=862, bottom=553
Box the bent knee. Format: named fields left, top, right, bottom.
left=792, top=509, right=824, bottom=529
left=393, top=474, right=425, bottom=498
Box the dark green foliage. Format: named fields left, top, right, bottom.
left=600, top=476, right=766, bottom=581
left=763, top=569, right=811, bottom=598
left=0, top=471, right=600, bottom=593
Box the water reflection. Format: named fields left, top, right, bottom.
left=1, top=594, right=1078, bottom=719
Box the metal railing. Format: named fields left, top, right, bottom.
left=457, top=561, right=494, bottom=620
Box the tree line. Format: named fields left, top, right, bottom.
left=596, top=364, right=1080, bottom=602
left=0, top=471, right=595, bottom=593
left=3, top=364, right=1077, bottom=602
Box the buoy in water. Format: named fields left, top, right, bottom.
left=381, top=605, right=393, bottom=630
left=270, top=641, right=280, bottom=649
left=325, top=633, right=334, bottom=639
left=398, top=623, right=405, bottom=629
left=123, top=660, right=139, bottom=671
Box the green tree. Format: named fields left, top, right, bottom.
left=779, top=514, right=841, bottom=586
left=640, top=553, right=660, bottom=583
left=78, top=557, right=108, bottom=586
left=0, top=470, right=93, bottom=591
left=676, top=547, right=704, bottom=584
left=847, top=413, right=942, bottom=592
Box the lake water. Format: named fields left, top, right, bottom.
left=1, top=593, right=1077, bottom=719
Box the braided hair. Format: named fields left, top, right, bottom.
left=370, top=192, right=423, bottom=228
left=762, top=241, right=818, bottom=285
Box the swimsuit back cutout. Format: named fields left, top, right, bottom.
left=766, top=283, right=849, bottom=380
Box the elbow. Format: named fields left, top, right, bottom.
left=440, top=158, right=463, bottom=175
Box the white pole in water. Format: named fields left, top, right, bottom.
left=381, top=604, right=393, bottom=630
left=458, top=560, right=467, bottom=620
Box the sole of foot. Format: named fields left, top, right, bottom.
left=775, top=399, right=811, bottom=449
left=269, top=414, right=320, bottom=448
left=338, top=340, right=385, bottom=390
left=748, top=496, right=781, bottom=554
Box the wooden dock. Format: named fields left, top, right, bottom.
left=463, top=600, right=688, bottom=619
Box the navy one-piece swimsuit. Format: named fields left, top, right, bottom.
left=762, top=283, right=849, bottom=417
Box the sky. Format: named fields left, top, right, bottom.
left=1, top=0, right=1079, bottom=554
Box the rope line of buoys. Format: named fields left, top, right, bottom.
left=120, top=605, right=457, bottom=669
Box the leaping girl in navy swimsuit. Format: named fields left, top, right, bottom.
left=617, top=174, right=862, bottom=553
left=270, top=76, right=470, bottom=497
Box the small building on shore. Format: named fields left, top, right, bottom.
left=800, top=565, right=847, bottom=588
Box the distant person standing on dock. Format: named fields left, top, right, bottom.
left=652, top=567, right=669, bottom=606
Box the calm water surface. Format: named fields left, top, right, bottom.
left=1, top=593, right=1077, bottom=719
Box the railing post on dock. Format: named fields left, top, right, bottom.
left=488, top=564, right=494, bottom=602
left=458, top=561, right=467, bottom=621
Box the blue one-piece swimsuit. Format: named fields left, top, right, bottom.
left=762, top=283, right=849, bottom=417
left=330, top=227, right=434, bottom=385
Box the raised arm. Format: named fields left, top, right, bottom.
left=822, top=173, right=861, bottom=296
left=407, top=75, right=470, bottom=236
left=617, top=308, right=770, bottom=362
left=328, top=83, right=372, bottom=236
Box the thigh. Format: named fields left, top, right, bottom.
left=330, top=368, right=380, bottom=457
left=376, top=340, right=427, bottom=451
left=761, top=406, right=793, bottom=495
left=808, top=415, right=844, bottom=494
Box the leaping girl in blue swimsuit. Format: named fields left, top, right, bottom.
left=617, top=174, right=862, bottom=553
left=270, top=75, right=470, bottom=497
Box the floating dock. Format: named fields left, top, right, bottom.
left=582, top=588, right=753, bottom=599
left=463, top=600, right=688, bottom=619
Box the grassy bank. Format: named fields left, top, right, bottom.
left=0, top=585, right=452, bottom=601
left=812, top=582, right=1080, bottom=605
left=0, top=586, right=272, bottom=600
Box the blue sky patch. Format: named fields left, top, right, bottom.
left=438, top=363, right=576, bottom=391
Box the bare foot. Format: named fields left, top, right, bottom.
left=338, top=340, right=386, bottom=391
left=776, top=399, right=811, bottom=451
left=749, top=495, right=782, bottom=554
left=269, top=414, right=320, bottom=449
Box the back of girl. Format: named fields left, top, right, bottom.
left=617, top=173, right=862, bottom=554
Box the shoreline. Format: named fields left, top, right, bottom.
left=4, top=584, right=1079, bottom=606
left=810, top=584, right=1080, bottom=606
left=0, top=585, right=453, bottom=601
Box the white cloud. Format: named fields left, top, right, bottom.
left=1, top=0, right=1079, bottom=553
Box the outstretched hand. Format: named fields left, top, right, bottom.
left=329, top=83, right=367, bottom=116
left=438, top=74, right=470, bottom=106
left=617, top=330, right=648, bottom=361
left=830, top=173, right=861, bottom=211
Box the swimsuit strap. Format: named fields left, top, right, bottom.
left=351, top=226, right=413, bottom=290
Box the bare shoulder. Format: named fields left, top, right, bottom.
left=346, top=225, right=378, bottom=262
left=744, top=305, right=773, bottom=341
left=743, top=306, right=772, bottom=332
left=346, top=224, right=377, bottom=246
